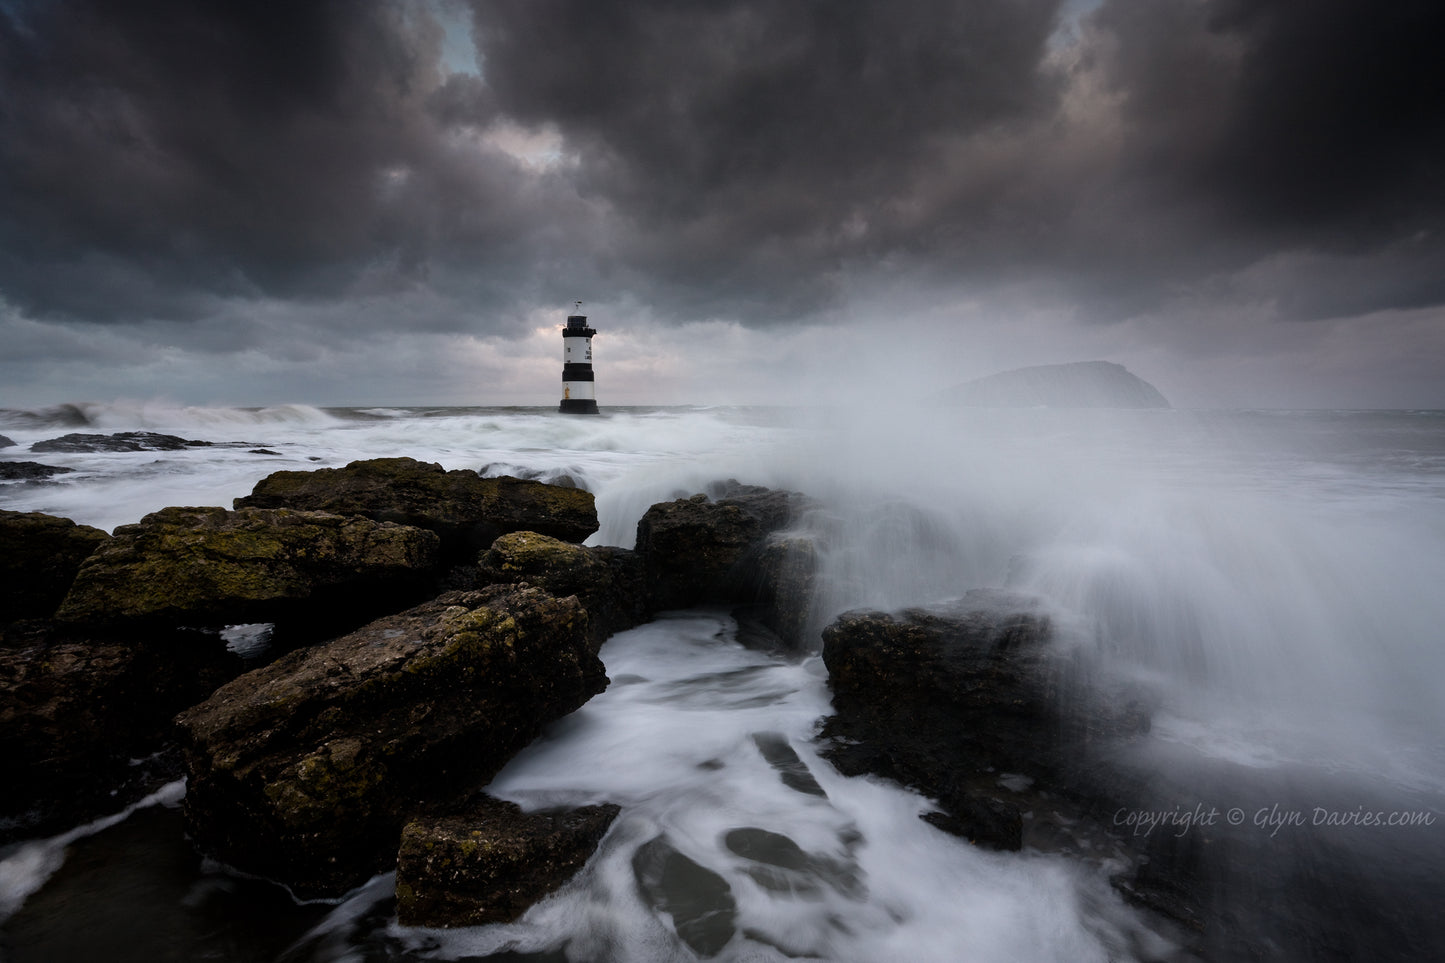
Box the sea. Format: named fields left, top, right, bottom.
left=2, top=401, right=1444, bottom=962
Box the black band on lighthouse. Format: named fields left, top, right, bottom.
left=562, top=364, right=594, bottom=381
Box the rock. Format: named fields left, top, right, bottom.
left=0, top=510, right=110, bottom=623
left=634, top=485, right=819, bottom=636
left=477, top=532, right=647, bottom=651
left=735, top=535, right=820, bottom=652
left=632, top=835, right=738, bottom=958
left=0, top=461, right=75, bottom=480
left=0, top=433, right=15, bottom=448
left=29, top=431, right=213, bottom=453
left=0, top=623, right=240, bottom=841
left=396, top=794, right=620, bottom=927
left=939, top=360, right=1171, bottom=408
left=820, top=590, right=1151, bottom=849
left=55, top=506, right=439, bottom=627
left=722, top=826, right=865, bottom=902
left=174, top=585, right=606, bottom=898
left=236, top=457, right=598, bottom=562
left=635, top=494, right=757, bottom=611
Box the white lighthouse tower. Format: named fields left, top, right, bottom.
left=559, top=302, right=599, bottom=414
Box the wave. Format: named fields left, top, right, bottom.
left=0, top=401, right=344, bottom=433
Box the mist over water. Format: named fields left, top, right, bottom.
left=3, top=401, right=1443, bottom=959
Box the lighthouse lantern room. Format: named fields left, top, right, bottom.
left=559, top=302, right=599, bottom=414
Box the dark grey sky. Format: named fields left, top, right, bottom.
left=1, top=0, right=1442, bottom=407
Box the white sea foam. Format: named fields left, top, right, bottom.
left=390, top=614, right=1169, bottom=961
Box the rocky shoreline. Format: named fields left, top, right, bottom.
left=6, top=454, right=1429, bottom=959
left=2, top=459, right=838, bottom=921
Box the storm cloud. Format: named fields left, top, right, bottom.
left=1, top=0, right=1442, bottom=405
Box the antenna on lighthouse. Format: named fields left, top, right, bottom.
left=559, top=305, right=600, bottom=414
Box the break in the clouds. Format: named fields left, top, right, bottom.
left=1, top=0, right=1442, bottom=407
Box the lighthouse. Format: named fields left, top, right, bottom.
left=559, top=303, right=599, bottom=414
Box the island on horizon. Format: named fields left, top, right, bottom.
left=939, top=360, right=1171, bottom=409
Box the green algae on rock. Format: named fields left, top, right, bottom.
left=54, top=506, right=439, bottom=627
left=396, top=794, right=620, bottom=927
left=174, top=584, right=606, bottom=899
left=235, top=457, right=598, bottom=560
left=477, top=531, right=646, bottom=651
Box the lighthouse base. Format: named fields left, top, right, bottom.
left=559, top=399, right=600, bottom=414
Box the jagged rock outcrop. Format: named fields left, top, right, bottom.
left=0, top=461, right=75, bottom=480
left=820, top=590, right=1151, bottom=848
left=174, top=585, right=606, bottom=898
left=236, top=457, right=598, bottom=561
left=0, top=510, right=110, bottom=624
left=55, top=506, right=439, bottom=627
left=29, top=431, right=213, bottom=453
left=634, top=484, right=821, bottom=649
left=0, top=623, right=240, bottom=842
left=942, top=361, right=1171, bottom=408
left=477, top=531, right=646, bottom=651
left=0, top=433, right=15, bottom=448
left=396, top=794, right=620, bottom=927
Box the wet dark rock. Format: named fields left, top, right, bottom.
left=918, top=797, right=1023, bottom=849
left=635, top=494, right=757, bottom=611
left=820, top=590, right=1152, bottom=850
left=54, top=506, right=439, bottom=628
left=236, top=457, right=598, bottom=562
left=734, top=535, right=820, bottom=652
left=751, top=732, right=826, bottom=797
left=477, top=531, right=647, bottom=651
left=175, top=585, right=606, bottom=899
left=30, top=431, right=213, bottom=453
left=0, top=510, right=110, bottom=624
left=396, top=794, right=620, bottom=927
left=723, top=827, right=865, bottom=901
left=635, top=484, right=821, bottom=649
left=0, top=461, right=75, bottom=480
left=0, top=433, right=15, bottom=447
left=248, top=448, right=282, bottom=456
left=632, top=835, right=737, bottom=958
left=0, top=622, right=241, bottom=842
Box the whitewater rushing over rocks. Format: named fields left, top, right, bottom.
left=2, top=402, right=1444, bottom=961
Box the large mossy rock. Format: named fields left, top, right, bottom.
left=396, top=794, right=620, bottom=927
left=54, top=506, right=439, bottom=627
left=235, top=457, right=598, bottom=561
left=477, top=531, right=646, bottom=651
left=0, top=510, right=110, bottom=624
left=0, top=623, right=240, bottom=842
left=633, top=484, right=820, bottom=648
left=820, top=590, right=1151, bottom=849
left=175, top=585, right=606, bottom=899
